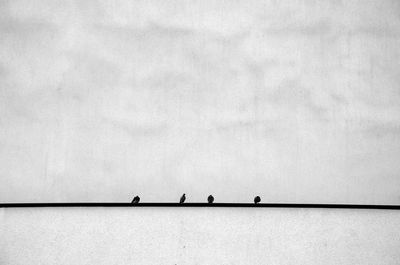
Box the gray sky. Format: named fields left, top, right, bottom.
left=0, top=0, right=400, bottom=204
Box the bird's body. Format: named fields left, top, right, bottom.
left=207, top=195, right=214, bottom=203
left=254, top=196, right=261, bottom=204
left=131, top=196, right=140, bottom=204
left=180, top=193, right=186, bottom=204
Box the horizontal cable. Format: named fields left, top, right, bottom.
left=0, top=202, right=399, bottom=210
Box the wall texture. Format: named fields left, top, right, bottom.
left=1, top=0, right=400, bottom=204
left=1, top=208, right=400, bottom=264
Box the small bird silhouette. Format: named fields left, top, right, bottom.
left=180, top=193, right=186, bottom=204
left=131, top=196, right=140, bottom=204
left=207, top=195, right=214, bottom=203
left=254, top=196, right=261, bottom=204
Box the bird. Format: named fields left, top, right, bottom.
left=131, top=196, right=140, bottom=204
left=254, top=196, right=261, bottom=204
left=180, top=193, right=186, bottom=204
left=207, top=195, right=214, bottom=203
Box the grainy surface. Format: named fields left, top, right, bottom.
left=1, top=208, right=400, bottom=264
left=1, top=0, right=400, bottom=204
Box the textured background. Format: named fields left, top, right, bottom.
left=1, top=208, right=400, bottom=264
left=1, top=0, right=400, bottom=203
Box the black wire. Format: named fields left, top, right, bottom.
left=0, top=202, right=399, bottom=210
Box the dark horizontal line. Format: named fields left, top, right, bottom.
left=0, top=203, right=400, bottom=210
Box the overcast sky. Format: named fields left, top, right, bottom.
left=0, top=0, right=400, bottom=204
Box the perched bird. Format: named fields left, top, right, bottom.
left=131, top=196, right=140, bottom=204
left=180, top=193, right=186, bottom=204
left=254, top=196, right=261, bottom=204
left=207, top=195, right=214, bottom=203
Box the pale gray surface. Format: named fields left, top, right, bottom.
left=1, top=208, right=400, bottom=264
left=1, top=0, right=400, bottom=203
